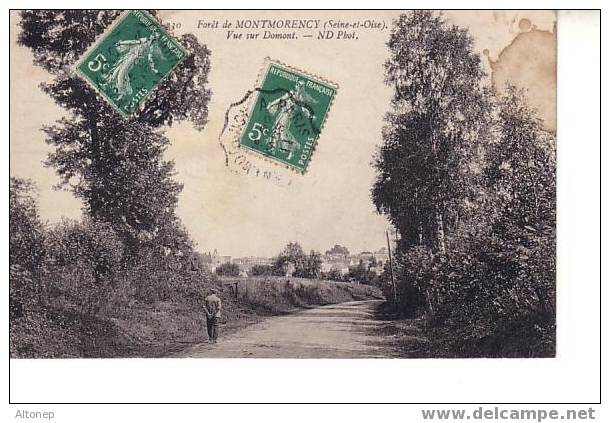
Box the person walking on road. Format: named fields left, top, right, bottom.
left=204, top=288, right=222, bottom=343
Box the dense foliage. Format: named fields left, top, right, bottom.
left=215, top=262, right=241, bottom=277
left=373, top=11, right=556, bottom=357
left=18, top=10, right=212, bottom=253
left=325, top=244, right=350, bottom=256
left=274, top=242, right=323, bottom=278
left=9, top=179, right=217, bottom=357
left=249, top=264, right=280, bottom=277
left=374, top=11, right=492, bottom=254
left=9, top=178, right=47, bottom=318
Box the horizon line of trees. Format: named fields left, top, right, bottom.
left=217, top=242, right=323, bottom=279
left=216, top=242, right=385, bottom=286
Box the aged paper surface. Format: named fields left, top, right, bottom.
left=10, top=10, right=556, bottom=359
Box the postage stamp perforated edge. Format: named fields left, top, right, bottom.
left=237, top=57, right=339, bottom=174
left=73, top=9, right=186, bottom=118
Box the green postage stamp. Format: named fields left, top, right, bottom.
left=239, top=61, right=338, bottom=173
left=76, top=10, right=185, bottom=116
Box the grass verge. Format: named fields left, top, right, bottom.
left=10, top=275, right=383, bottom=358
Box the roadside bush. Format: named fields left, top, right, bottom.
left=46, top=219, right=124, bottom=315
left=215, top=262, right=240, bottom=277
left=9, top=178, right=46, bottom=316
left=395, top=230, right=555, bottom=357
left=9, top=265, right=39, bottom=320
left=386, top=247, right=431, bottom=318
left=321, top=269, right=345, bottom=282
left=228, top=277, right=383, bottom=313
left=250, top=264, right=279, bottom=277
left=274, top=243, right=322, bottom=278
left=347, top=260, right=379, bottom=286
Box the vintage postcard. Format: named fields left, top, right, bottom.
left=10, top=10, right=557, bottom=359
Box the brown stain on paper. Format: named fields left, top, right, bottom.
left=487, top=18, right=557, bottom=132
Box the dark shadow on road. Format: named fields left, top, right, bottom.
left=349, top=301, right=431, bottom=358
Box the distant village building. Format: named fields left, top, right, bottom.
left=320, top=261, right=349, bottom=275
left=324, top=249, right=386, bottom=275
left=204, top=245, right=392, bottom=278
left=368, top=264, right=385, bottom=276
left=208, top=249, right=231, bottom=273
left=284, top=262, right=296, bottom=277
left=321, top=251, right=351, bottom=275
left=320, top=247, right=391, bottom=276
left=232, top=256, right=273, bottom=273
left=373, top=247, right=390, bottom=265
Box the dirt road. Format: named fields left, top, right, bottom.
left=175, top=300, right=413, bottom=358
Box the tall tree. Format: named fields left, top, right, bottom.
left=9, top=178, right=45, bottom=274
left=275, top=242, right=306, bottom=275
left=274, top=242, right=322, bottom=278
left=486, top=85, right=556, bottom=240
left=372, top=11, right=492, bottom=253
left=325, top=244, right=350, bottom=256
left=18, top=10, right=212, bottom=252
left=301, top=250, right=323, bottom=279
left=485, top=85, right=556, bottom=318
left=9, top=178, right=46, bottom=314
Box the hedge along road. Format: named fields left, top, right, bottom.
left=174, top=300, right=413, bottom=358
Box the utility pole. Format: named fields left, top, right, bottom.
left=386, top=230, right=397, bottom=303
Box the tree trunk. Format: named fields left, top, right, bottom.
left=435, top=206, right=447, bottom=254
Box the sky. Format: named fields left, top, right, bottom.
left=9, top=10, right=556, bottom=258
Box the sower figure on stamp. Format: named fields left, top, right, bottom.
left=265, top=80, right=317, bottom=160
left=100, top=31, right=163, bottom=101
left=204, top=288, right=222, bottom=343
